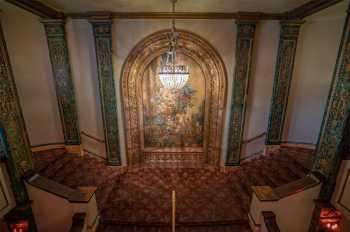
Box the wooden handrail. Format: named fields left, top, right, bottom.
left=262, top=211, right=280, bottom=232
left=242, top=132, right=266, bottom=144
left=81, top=131, right=105, bottom=143
left=172, top=190, right=176, bottom=232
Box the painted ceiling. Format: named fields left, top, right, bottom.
left=41, top=0, right=311, bottom=13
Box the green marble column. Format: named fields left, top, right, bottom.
left=226, top=20, right=257, bottom=165
left=42, top=19, right=81, bottom=146
left=90, top=19, right=121, bottom=166
left=0, top=21, right=37, bottom=231
left=308, top=5, right=350, bottom=232
left=266, top=20, right=303, bottom=146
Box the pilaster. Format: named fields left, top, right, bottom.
left=42, top=19, right=81, bottom=146
left=0, top=20, right=37, bottom=231
left=89, top=19, right=121, bottom=166
left=226, top=20, right=257, bottom=165
left=309, top=4, right=350, bottom=231
left=265, top=20, right=303, bottom=146
left=312, top=6, right=350, bottom=200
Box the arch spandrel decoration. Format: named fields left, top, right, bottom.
left=121, top=30, right=227, bottom=166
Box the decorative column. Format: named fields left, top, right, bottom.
left=90, top=19, right=121, bottom=166
left=0, top=20, right=36, bottom=231
left=226, top=20, right=257, bottom=165
left=42, top=19, right=81, bottom=150
left=265, top=20, right=303, bottom=147
left=308, top=6, right=350, bottom=231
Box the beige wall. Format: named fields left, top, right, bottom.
left=65, top=19, right=107, bottom=158
left=242, top=21, right=279, bottom=158
left=283, top=2, right=346, bottom=145
left=0, top=0, right=64, bottom=146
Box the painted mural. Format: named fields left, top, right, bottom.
left=142, top=53, right=205, bottom=149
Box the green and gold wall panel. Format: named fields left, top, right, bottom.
left=312, top=9, right=350, bottom=200
left=226, top=21, right=256, bottom=165
left=90, top=19, right=121, bottom=165
left=0, top=21, right=33, bottom=205
left=42, top=19, right=81, bottom=145
left=266, top=21, right=303, bottom=145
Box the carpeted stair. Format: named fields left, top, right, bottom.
left=33, top=146, right=313, bottom=232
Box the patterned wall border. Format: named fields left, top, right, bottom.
left=266, top=20, right=303, bottom=145
left=90, top=19, right=121, bottom=166
left=42, top=19, right=81, bottom=145
left=121, top=30, right=227, bottom=166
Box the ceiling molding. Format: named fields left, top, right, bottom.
left=285, top=0, right=343, bottom=19
left=67, top=11, right=283, bottom=20
left=4, top=0, right=344, bottom=20
left=5, top=0, right=64, bottom=19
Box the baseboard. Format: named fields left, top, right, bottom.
left=280, top=142, right=316, bottom=150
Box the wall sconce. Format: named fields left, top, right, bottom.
left=8, top=220, right=29, bottom=232
left=319, top=207, right=342, bottom=232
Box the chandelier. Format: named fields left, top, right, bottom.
left=158, top=0, right=189, bottom=89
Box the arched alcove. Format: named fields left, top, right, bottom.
left=121, top=30, right=227, bottom=166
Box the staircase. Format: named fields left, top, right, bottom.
left=33, top=146, right=313, bottom=232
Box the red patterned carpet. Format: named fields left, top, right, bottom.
left=33, top=146, right=313, bottom=232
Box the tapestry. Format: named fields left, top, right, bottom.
left=142, top=53, right=205, bottom=148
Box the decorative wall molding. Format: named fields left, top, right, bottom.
left=5, top=0, right=64, bottom=19
left=68, top=12, right=282, bottom=20
left=312, top=7, right=350, bottom=199
left=226, top=20, right=257, bottom=166
left=265, top=20, right=303, bottom=146
left=5, top=0, right=342, bottom=20
left=90, top=19, right=121, bottom=166
left=121, top=30, right=227, bottom=166
left=0, top=21, right=33, bottom=205
left=42, top=19, right=81, bottom=146
left=285, top=0, right=343, bottom=19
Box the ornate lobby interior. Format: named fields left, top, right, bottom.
left=1, top=0, right=350, bottom=231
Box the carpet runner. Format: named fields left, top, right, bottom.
left=33, top=146, right=313, bottom=232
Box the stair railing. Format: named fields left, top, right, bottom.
left=172, top=190, right=176, bottom=232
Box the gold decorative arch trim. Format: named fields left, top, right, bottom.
left=121, top=29, right=227, bottom=166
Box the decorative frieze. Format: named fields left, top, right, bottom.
left=42, top=19, right=81, bottom=146
left=226, top=21, right=256, bottom=165
left=0, top=21, right=33, bottom=205
left=90, top=19, right=121, bottom=166
left=266, top=20, right=303, bottom=145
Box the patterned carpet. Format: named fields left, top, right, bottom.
left=33, top=146, right=313, bottom=232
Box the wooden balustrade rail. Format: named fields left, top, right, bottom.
left=242, top=132, right=266, bottom=144
left=81, top=131, right=105, bottom=143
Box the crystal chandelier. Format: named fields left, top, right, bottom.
left=158, top=0, right=189, bottom=89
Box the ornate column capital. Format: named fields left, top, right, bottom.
left=235, top=20, right=258, bottom=38
left=279, top=20, right=304, bottom=38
